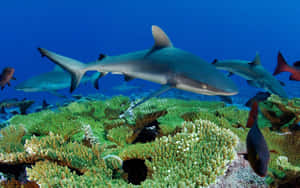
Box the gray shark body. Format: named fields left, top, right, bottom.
left=38, top=26, right=238, bottom=112
left=38, top=26, right=237, bottom=95
left=15, top=67, right=101, bottom=93
left=213, top=55, right=287, bottom=98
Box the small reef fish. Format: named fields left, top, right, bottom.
left=0, top=67, right=16, bottom=90
left=38, top=25, right=238, bottom=115
left=273, top=51, right=300, bottom=81
left=34, top=100, right=53, bottom=112
left=244, top=101, right=270, bottom=177
left=212, top=54, right=287, bottom=98
left=15, top=66, right=101, bottom=97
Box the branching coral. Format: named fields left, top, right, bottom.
left=119, top=119, right=239, bottom=187
left=267, top=156, right=300, bottom=187
left=2, top=95, right=299, bottom=187
left=82, top=124, right=99, bottom=147
left=0, top=125, right=26, bottom=153
left=27, top=160, right=124, bottom=188
left=260, top=94, right=300, bottom=132
left=107, top=126, right=133, bottom=146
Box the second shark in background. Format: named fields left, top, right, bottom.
left=212, top=54, right=287, bottom=98
left=15, top=66, right=101, bottom=97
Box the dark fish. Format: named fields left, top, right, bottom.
left=0, top=67, right=16, bottom=90
left=274, top=51, right=300, bottom=81
left=42, top=100, right=50, bottom=109
left=293, top=61, right=300, bottom=67
left=0, top=106, right=6, bottom=114
left=245, top=92, right=271, bottom=107
left=98, top=53, right=107, bottom=61
left=245, top=101, right=270, bottom=177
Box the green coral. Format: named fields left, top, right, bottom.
left=267, top=156, right=300, bottom=187
left=107, top=126, right=133, bottom=146
left=0, top=125, right=26, bottom=153
left=259, top=94, right=300, bottom=131
left=2, top=95, right=299, bottom=187
left=120, top=119, right=238, bottom=187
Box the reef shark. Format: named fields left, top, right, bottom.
left=38, top=25, right=238, bottom=114
left=15, top=66, right=101, bottom=97
left=212, top=54, right=288, bottom=98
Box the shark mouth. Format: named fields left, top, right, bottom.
left=174, top=75, right=238, bottom=96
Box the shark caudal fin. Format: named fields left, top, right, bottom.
left=274, top=51, right=290, bottom=76
left=38, top=48, right=88, bottom=92
left=246, top=101, right=258, bottom=128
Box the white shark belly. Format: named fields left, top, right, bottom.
left=124, top=71, right=168, bottom=85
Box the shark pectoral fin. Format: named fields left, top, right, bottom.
left=247, top=80, right=260, bottom=88
left=249, top=53, right=261, bottom=66
left=124, top=74, right=135, bottom=82
left=49, top=91, right=67, bottom=98
left=120, top=85, right=173, bottom=118
left=151, top=25, right=173, bottom=50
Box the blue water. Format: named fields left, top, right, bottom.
left=0, top=0, right=299, bottom=106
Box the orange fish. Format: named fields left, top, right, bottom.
left=0, top=67, right=16, bottom=90
left=245, top=101, right=270, bottom=177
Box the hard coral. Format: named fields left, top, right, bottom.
left=260, top=94, right=300, bottom=132
left=119, top=119, right=238, bottom=187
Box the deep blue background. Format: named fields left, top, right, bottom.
left=0, top=0, right=299, bottom=105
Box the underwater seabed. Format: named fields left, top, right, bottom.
left=0, top=94, right=299, bottom=187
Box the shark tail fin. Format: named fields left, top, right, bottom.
left=38, top=48, right=88, bottom=92
left=274, top=51, right=290, bottom=76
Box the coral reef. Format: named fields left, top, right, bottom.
left=119, top=119, right=238, bottom=187
left=259, top=94, right=300, bottom=132
left=270, top=156, right=300, bottom=187
left=0, top=95, right=299, bottom=187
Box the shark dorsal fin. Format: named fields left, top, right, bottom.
left=53, top=65, right=64, bottom=72
left=249, top=53, right=261, bottom=66
left=152, top=25, right=173, bottom=49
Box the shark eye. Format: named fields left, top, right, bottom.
left=201, top=84, right=207, bottom=89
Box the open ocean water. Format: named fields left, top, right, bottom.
left=0, top=0, right=299, bottom=106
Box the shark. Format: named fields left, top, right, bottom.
left=212, top=54, right=288, bottom=98
left=37, top=25, right=238, bottom=114
left=15, top=66, right=101, bottom=97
